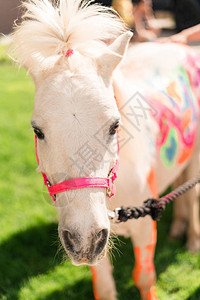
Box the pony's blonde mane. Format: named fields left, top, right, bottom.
left=11, top=0, right=127, bottom=70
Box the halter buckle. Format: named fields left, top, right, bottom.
left=106, top=180, right=115, bottom=198
left=106, top=187, right=112, bottom=197
left=46, top=180, right=51, bottom=188
left=107, top=208, right=121, bottom=221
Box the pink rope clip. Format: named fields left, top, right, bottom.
left=62, top=49, right=74, bottom=56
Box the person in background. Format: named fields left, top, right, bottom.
left=131, top=0, right=160, bottom=41
left=96, top=0, right=160, bottom=42
left=112, top=0, right=160, bottom=41
left=158, top=24, right=200, bottom=44
left=173, top=0, right=200, bottom=32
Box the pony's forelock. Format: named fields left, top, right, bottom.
left=11, top=0, right=127, bottom=72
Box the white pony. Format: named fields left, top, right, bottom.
left=12, top=0, right=200, bottom=299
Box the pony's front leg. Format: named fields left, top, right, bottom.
left=131, top=218, right=158, bottom=300
left=90, top=254, right=117, bottom=300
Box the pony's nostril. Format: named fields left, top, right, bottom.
left=96, top=228, right=108, bottom=240
left=62, top=230, right=76, bottom=253
left=61, top=228, right=108, bottom=261
left=95, top=229, right=108, bottom=256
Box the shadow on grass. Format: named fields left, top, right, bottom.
left=187, top=287, right=200, bottom=300
left=0, top=223, right=61, bottom=300
left=0, top=222, right=93, bottom=300
left=0, top=202, right=186, bottom=300
left=42, top=278, right=92, bottom=300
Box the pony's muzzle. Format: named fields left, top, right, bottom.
left=61, top=228, right=108, bottom=264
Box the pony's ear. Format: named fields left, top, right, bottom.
left=97, top=31, right=132, bottom=80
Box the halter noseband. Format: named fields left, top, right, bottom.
left=35, top=134, right=120, bottom=202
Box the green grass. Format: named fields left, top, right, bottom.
left=0, top=42, right=11, bottom=64
left=0, top=56, right=200, bottom=300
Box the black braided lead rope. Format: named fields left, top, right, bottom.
left=116, top=173, right=200, bottom=222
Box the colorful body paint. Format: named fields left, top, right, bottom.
left=145, top=51, right=200, bottom=167
left=160, top=128, right=178, bottom=167
left=123, top=44, right=200, bottom=169
left=147, top=168, right=158, bottom=197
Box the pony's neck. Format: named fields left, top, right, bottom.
left=112, top=68, right=158, bottom=188
left=112, top=68, right=129, bottom=108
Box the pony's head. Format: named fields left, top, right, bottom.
left=12, top=0, right=132, bottom=265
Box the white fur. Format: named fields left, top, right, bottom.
left=11, top=1, right=200, bottom=299
left=11, top=0, right=126, bottom=73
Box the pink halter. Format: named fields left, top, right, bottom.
left=35, top=134, right=120, bottom=202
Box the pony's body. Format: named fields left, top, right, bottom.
left=12, top=1, right=200, bottom=299
left=91, top=43, right=200, bottom=299
left=115, top=42, right=200, bottom=200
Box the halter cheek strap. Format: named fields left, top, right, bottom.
left=35, top=134, right=119, bottom=202
left=35, top=135, right=49, bottom=187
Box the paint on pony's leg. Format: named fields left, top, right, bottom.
left=90, top=266, right=100, bottom=300
left=146, top=222, right=158, bottom=300
left=133, top=221, right=158, bottom=300
left=132, top=246, right=142, bottom=287
left=140, top=287, right=159, bottom=300
left=145, top=221, right=157, bottom=283
left=146, top=286, right=159, bottom=300
left=133, top=169, right=158, bottom=299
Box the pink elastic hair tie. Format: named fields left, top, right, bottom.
left=62, top=49, right=74, bottom=56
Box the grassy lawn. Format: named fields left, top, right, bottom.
left=0, top=46, right=200, bottom=300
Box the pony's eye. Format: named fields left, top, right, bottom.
left=109, top=121, right=120, bottom=135
left=34, top=127, right=44, bottom=140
